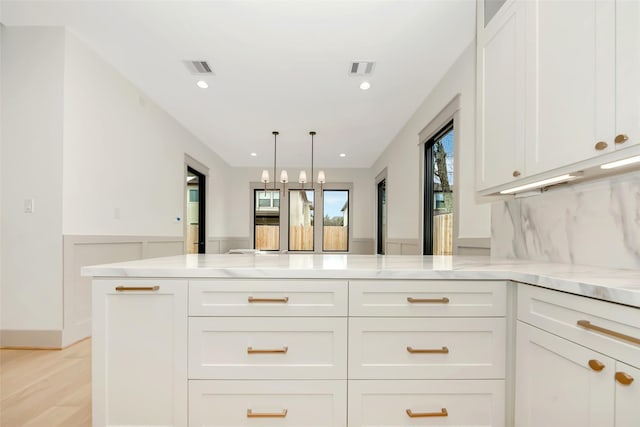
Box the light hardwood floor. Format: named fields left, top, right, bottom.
left=0, top=339, right=91, bottom=426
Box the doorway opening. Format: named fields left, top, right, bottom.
left=186, top=166, right=206, bottom=254
left=423, top=120, right=454, bottom=255
left=377, top=179, right=386, bottom=254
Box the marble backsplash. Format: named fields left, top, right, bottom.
left=491, top=170, right=640, bottom=270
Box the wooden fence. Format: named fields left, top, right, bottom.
left=187, top=225, right=199, bottom=254
left=323, top=226, right=348, bottom=251
left=255, top=225, right=280, bottom=251
left=289, top=225, right=314, bottom=251
left=255, top=225, right=349, bottom=251
left=433, top=213, right=453, bottom=255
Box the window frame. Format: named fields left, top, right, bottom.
left=249, top=181, right=353, bottom=253
left=322, top=189, right=350, bottom=253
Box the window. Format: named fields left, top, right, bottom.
left=289, top=189, right=314, bottom=251
left=189, top=189, right=199, bottom=203
left=254, top=189, right=280, bottom=251
left=323, top=190, right=349, bottom=252
left=251, top=183, right=352, bottom=252
left=424, top=120, right=454, bottom=255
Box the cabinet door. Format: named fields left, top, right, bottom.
left=515, top=322, right=615, bottom=427
left=615, top=362, right=640, bottom=427
left=92, top=280, right=188, bottom=427
left=477, top=0, right=526, bottom=190
left=525, top=0, right=615, bottom=174
left=616, top=0, right=640, bottom=150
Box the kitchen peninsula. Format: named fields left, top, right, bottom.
left=83, top=254, right=640, bottom=427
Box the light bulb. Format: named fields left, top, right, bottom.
left=298, top=170, right=307, bottom=184
left=280, top=170, right=289, bottom=183
left=261, top=170, right=270, bottom=183
left=197, top=80, right=209, bottom=89
left=317, top=170, right=326, bottom=184
left=360, top=81, right=370, bottom=90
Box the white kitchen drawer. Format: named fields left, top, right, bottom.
left=348, top=379, right=505, bottom=426
left=518, top=285, right=640, bottom=367
left=189, top=279, right=348, bottom=316
left=189, top=317, right=347, bottom=379
left=189, top=380, right=346, bottom=427
left=349, top=280, right=506, bottom=317
left=349, top=317, right=506, bottom=379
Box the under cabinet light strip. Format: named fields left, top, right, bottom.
left=600, top=154, right=640, bottom=170
left=499, top=174, right=580, bottom=195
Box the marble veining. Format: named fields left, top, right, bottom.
left=492, top=171, right=640, bottom=270
left=82, top=254, right=640, bottom=309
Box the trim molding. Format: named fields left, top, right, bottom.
left=0, top=330, right=63, bottom=349
left=456, top=237, right=491, bottom=249
left=386, top=239, right=420, bottom=255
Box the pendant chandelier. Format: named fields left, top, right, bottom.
left=260, top=131, right=326, bottom=192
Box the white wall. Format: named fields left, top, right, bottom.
left=1, top=27, right=65, bottom=330
left=63, top=31, right=232, bottom=237
left=371, top=41, right=491, bottom=247
left=222, top=167, right=374, bottom=240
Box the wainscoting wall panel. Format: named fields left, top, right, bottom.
left=60, top=235, right=184, bottom=347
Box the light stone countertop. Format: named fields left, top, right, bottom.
left=82, top=254, right=640, bottom=309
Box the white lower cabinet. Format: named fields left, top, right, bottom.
left=188, top=317, right=347, bottom=380
left=615, top=362, right=640, bottom=427
left=516, top=285, right=640, bottom=427
left=348, top=380, right=505, bottom=427
left=515, top=322, right=615, bottom=427
left=92, top=279, right=188, bottom=427
left=189, top=380, right=347, bottom=426
left=349, top=317, right=506, bottom=380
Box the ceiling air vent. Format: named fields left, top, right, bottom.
left=349, top=61, right=375, bottom=76
left=184, top=60, right=215, bottom=75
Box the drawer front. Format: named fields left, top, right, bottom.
left=189, top=280, right=348, bottom=316
left=189, top=380, right=346, bottom=427
left=518, top=285, right=640, bottom=367
left=349, top=318, right=506, bottom=379
left=348, top=379, right=505, bottom=426
left=189, top=317, right=347, bottom=379
left=349, top=280, right=507, bottom=317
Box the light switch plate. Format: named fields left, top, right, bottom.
left=24, top=199, right=34, bottom=214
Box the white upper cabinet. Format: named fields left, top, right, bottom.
left=477, top=0, right=526, bottom=189
left=616, top=0, right=640, bottom=150
left=477, top=0, right=639, bottom=193
left=525, top=0, right=615, bottom=175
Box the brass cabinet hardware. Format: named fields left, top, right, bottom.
left=115, top=286, right=160, bottom=292
left=615, top=134, right=629, bottom=144
left=595, top=141, right=609, bottom=150
left=406, top=346, right=449, bottom=354
left=406, top=297, right=450, bottom=304
left=247, top=346, right=288, bottom=354
left=406, top=408, right=448, bottom=418
left=247, top=409, right=288, bottom=418
left=576, top=320, right=640, bottom=346
left=247, top=296, right=289, bottom=303
left=588, top=359, right=605, bottom=372
left=615, top=371, right=634, bottom=386
left=512, top=170, right=521, bottom=177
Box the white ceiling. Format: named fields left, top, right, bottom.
left=1, top=0, right=476, bottom=168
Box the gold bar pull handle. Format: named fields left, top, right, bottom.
left=577, top=320, right=640, bottom=346
left=588, top=359, right=606, bottom=372
left=407, top=346, right=449, bottom=354
left=407, top=297, right=450, bottom=304
left=247, top=296, right=289, bottom=303
left=615, top=371, right=634, bottom=386
left=247, top=346, right=288, bottom=354
left=247, top=409, right=288, bottom=418
left=115, top=285, right=160, bottom=292
left=406, top=408, right=448, bottom=418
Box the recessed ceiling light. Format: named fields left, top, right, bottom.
left=196, top=80, right=208, bottom=89
left=250, top=152, right=257, bottom=157
left=360, top=81, right=371, bottom=90
left=339, top=153, right=346, bottom=158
